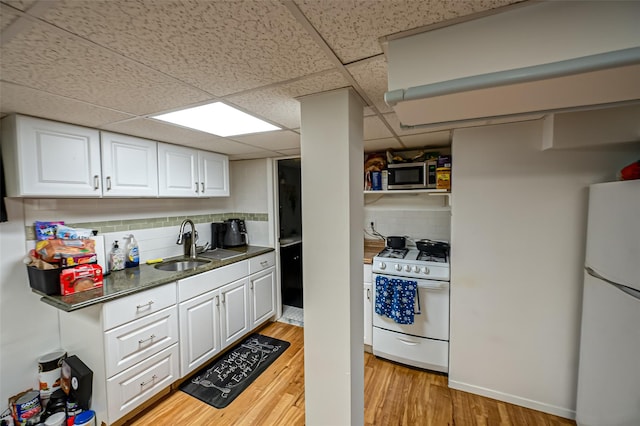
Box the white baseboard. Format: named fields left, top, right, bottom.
left=448, top=379, right=576, bottom=420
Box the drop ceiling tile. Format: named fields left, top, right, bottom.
left=295, top=0, right=520, bottom=63
left=1, top=19, right=211, bottom=116
left=364, top=115, right=394, bottom=140
left=275, top=148, right=301, bottom=157
left=347, top=56, right=392, bottom=114
left=230, top=150, right=281, bottom=161
left=0, top=4, right=21, bottom=32
left=400, top=131, right=452, bottom=149
left=99, top=117, right=255, bottom=155
left=39, top=0, right=335, bottom=96
left=230, top=130, right=300, bottom=151
left=226, top=71, right=350, bottom=129
left=2, top=0, right=37, bottom=12
left=364, top=137, right=403, bottom=153
left=0, top=82, right=133, bottom=127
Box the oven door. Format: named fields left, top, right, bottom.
left=372, top=274, right=449, bottom=341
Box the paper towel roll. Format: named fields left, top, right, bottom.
left=91, top=235, right=107, bottom=274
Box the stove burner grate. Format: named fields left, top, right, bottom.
left=377, top=247, right=409, bottom=259
left=417, top=251, right=447, bottom=263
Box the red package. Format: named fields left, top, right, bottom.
left=60, top=264, right=103, bottom=295
left=619, top=160, right=640, bottom=181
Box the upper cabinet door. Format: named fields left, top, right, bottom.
left=101, top=132, right=158, bottom=198
left=199, top=151, right=229, bottom=197
left=1, top=115, right=102, bottom=197
left=157, top=143, right=198, bottom=197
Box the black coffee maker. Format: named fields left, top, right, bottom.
left=210, top=222, right=226, bottom=249
left=223, top=219, right=248, bottom=247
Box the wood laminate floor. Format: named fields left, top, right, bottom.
left=128, top=322, right=576, bottom=426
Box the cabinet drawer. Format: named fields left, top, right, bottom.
left=106, top=344, right=179, bottom=423
left=249, top=252, right=275, bottom=275
left=372, top=327, right=448, bottom=373
left=105, top=306, right=178, bottom=377
left=178, top=261, right=247, bottom=302
left=103, top=284, right=177, bottom=331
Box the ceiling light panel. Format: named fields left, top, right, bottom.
left=152, top=102, right=280, bottom=137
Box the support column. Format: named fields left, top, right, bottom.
left=299, top=88, right=364, bottom=425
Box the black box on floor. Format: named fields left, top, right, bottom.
left=61, top=355, right=93, bottom=410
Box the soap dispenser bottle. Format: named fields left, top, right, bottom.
left=124, top=234, right=140, bottom=268
left=109, top=241, right=125, bottom=271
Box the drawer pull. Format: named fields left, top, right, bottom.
left=397, top=337, right=418, bottom=346
left=138, top=334, right=156, bottom=344
left=93, top=175, right=100, bottom=190
left=201, top=182, right=204, bottom=193
left=366, top=288, right=371, bottom=300
left=106, top=176, right=112, bottom=190
left=136, top=301, right=155, bottom=310
left=260, top=260, right=269, bottom=267
left=195, top=182, right=199, bottom=193
left=140, top=375, right=157, bottom=387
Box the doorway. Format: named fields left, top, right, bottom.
left=277, top=158, right=303, bottom=326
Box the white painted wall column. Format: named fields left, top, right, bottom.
left=299, top=88, right=364, bottom=425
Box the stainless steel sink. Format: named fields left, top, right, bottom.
left=199, top=248, right=245, bottom=261
left=154, top=258, right=211, bottom=272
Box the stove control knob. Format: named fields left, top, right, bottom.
left=412, top=265, right=420, bottom=273
left=394, top=264, right=402, bottom=272
left=422, top=266, right=430, bottom=274
left=404, top=264, right=411, bottom=272
left=378, top=262, right=386, bottom=270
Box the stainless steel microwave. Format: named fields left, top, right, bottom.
left=387, top=161, right=437, bottom=189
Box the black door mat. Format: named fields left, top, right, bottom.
left=180, top=333, right=290, bottom=409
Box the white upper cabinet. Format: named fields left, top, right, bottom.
left=157, top=143, right=199, bottom=197
left=158, top=142, right=229, bottom=197
left=199, top=150, right=229, bottom=197
left=100, top=132, right=158, bottom=197
left=1, top=115, right=102, bottom=197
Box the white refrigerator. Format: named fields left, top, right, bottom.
left=576, top=180, right=640, bottom=426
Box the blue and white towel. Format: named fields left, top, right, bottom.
left=375, top=276, right=420, bottom=325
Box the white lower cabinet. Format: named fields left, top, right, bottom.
left=58, top=252, right=275, bottom=425
left=178, top=261, right=250, bottom=378
left=364, top=264, right=373, bottom=347
left=59, top=284, right=178, bottom=426
left=106, top=344, right=179, bottom=422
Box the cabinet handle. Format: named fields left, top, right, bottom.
left=221, top=294, right=225, bottom=304
left=260, top=261, right=268, bottom=267
left=93, top=175, right=100, bottom=190
left=138, top=334, right=156, bottom=344
left=366, top=288, right=371, bottom=300
left=201, top=182, right=204, bottom=193
left=136, top=300, right=154, bottom=310
left=140, top=375, right=157, bottom=387
left=195, top=182, right=199, bottom=193
left=250, top=282, right=254, bottom=290
left=106, top=176, right=112, bottom=191
left=215, top=295, right=219, bottom=306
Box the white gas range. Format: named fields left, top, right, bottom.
left=372, top=244, right=450, bottom=373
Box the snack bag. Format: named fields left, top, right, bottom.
left=35, top=221, right=64, bottom=241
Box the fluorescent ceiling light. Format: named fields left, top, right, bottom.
left=152, top=102, right=280, bottom=137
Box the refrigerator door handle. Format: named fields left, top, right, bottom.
left=586, top=267, right=640, bottom=301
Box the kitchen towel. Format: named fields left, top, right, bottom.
left=375, top=276, right=420, bottom=324
left=180, top=333, right=289, bottom=409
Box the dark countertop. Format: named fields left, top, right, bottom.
left=38, top=245, right=274, bottom=312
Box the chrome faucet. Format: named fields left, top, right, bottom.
left=176, top=219, right=197, bottom=259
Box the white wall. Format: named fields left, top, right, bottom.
left=0, top=159, right=272, bottom=406
left=448, top=119, right=640, bottom=418
left=364, top=195, right=450, bottom=243
left=0, top=198, right=60, bottom=405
